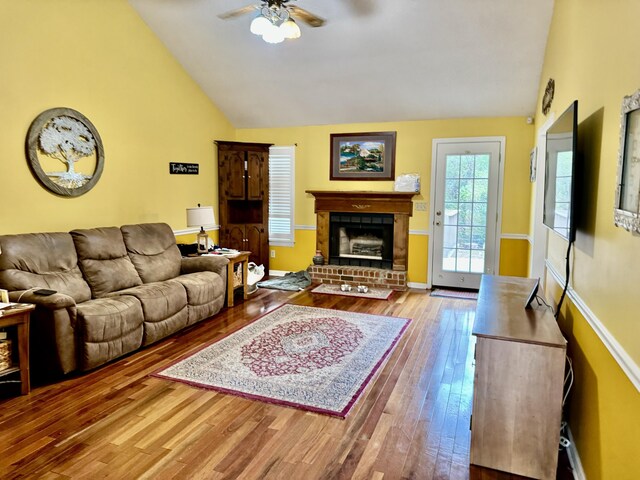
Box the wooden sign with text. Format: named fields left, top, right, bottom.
left=169, top=162, right=199, bottom=175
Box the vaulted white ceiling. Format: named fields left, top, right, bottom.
left=128, top=0, right=554, bottom=128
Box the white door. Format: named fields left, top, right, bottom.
left=430, top=139, right=503, bottom=289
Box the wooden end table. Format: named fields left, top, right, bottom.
left=225, top=251, right=251, bottom=307
left=0, top=303, right=35, bottom=395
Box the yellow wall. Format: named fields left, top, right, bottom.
left=0, top=0, right=234, bottom=235
left=537, top=0, right=640, bottom=478
left=237, top=118, right=533, bottom=283
left=499, top=238, right=530, bottom=277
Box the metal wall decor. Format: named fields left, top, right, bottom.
left=26, top=107, right=104, bottom=196
left=614, top=89, right=640, bottom=234
left=542, top=78, right=555, bottom=116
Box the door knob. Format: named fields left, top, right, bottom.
left=435, top=221, right=441, bottom=226
left=436, top=210, right=442, bottom=216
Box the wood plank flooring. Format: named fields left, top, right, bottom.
left=0, top=287, right=569, bottom=479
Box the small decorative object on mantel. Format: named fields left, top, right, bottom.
left=312, top=249, right=324, bottom=265
left=614, top=88, right=640, bottom=234
left=542, top=78, right=555, bottom=116
left=330, top=131, right=396, bottom=181
left=169, top=162, right=199, bottom=175
left=394, top=173, right=420, bottom=192
left=26, top=107, right=104, bottom=197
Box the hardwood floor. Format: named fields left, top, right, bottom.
left=0, top=287, right=571, bottom=479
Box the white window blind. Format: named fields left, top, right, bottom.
left=269, top=146, right=295, bottom=246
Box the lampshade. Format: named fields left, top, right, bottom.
left=262, top=23, right=285, bottom=44
left=250, top=15, right=271, bottom=35
left=186, top=206, right=215, bottom=228
left=280, top=19, right=301, bottom=39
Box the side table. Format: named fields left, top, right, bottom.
left=0, top=303, right=35, bottom=395
left=225, top=251, right=251, bottom=307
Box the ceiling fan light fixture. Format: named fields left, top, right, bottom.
left=280, top=18, right=301, bottom=39
left=250, top=15, right=271, bottom=35
left=262, top=22, right=285, bottom=44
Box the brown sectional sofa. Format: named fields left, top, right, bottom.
left=0, top=223, right=228, bottom=376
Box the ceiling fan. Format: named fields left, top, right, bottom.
left=218, top=0, right=326, bottom=44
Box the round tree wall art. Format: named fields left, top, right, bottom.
left=26, top=107, right=104, bottom=196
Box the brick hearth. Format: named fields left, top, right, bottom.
left=308, top=265, right=408, bottom=291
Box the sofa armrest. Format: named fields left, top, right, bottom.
left=8, top=290, right=79, bottom=375
left=9, top=290, right=77, bottom=309
left=180, top=255, right=229, bottom=277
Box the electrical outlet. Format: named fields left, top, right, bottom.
left=270, top=249, right=276, bottom=258
left=415, top=202, right=427, bottom=212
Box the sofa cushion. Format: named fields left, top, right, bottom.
left=0, top=232, right=91, bottom=303
left=76, top=295, right=144, bottom=370
left=120, top=223, right=182, bottom=283
left=71, top=227, right=142, bottom=298
left=173, top=272, right=225, bottom=325
left=111, top=280, right=188, bottom=345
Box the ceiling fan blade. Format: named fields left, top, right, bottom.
left=218, top=5, right=259, bottom=20
left=289, top=6, right=326, bottom=27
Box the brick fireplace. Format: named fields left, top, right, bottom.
left=306, top=191, right=416, bottom=290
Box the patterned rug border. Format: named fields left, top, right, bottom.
left=311, top=283, right=393, bottom=300
left=151, top=304, right=411, bottom=418
left=430, top=288, right=478, bottom=300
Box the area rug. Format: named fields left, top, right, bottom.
left=430, top=288, right=478, bottom=300
left=311, top=283, right=393, bottom=300
left=153, top=304, right=410, bottom=418
left=256, top=270, right=312, bottom=291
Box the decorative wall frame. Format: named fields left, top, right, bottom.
left=529, top=146, right=537, bottom=182
left=542, top=78, right=555, bottom=116
left=330, top=131, right=396, bottom=180
left=26, top=107, right=104, bottom=197
left=614, top=89, right=640, bottom=234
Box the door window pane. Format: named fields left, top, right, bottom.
left=473, top=179, right=488, bottom=202
left=443, top=225, right=457, bottom=248
left=446, top=155, right=460, bottom=178
left=470, top=250, right=485, bottom=273
left=460, top=156, right=475, bottom=178
left=445, top=179, right=459, bottom=202
left=472, top=203, right=487, bottom=226
left=459, top=203, right=472, bottom=225
left=459, top=179, right=474, bottom=201
left=456, top=250, right=471, bottom=272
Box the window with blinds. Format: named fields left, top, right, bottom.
left=268, top=146, right=295, bottom=246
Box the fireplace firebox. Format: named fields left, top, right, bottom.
left=329, top=212, right=394, bottom=268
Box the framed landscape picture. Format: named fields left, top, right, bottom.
left=330, top=131, right=397, bottom=180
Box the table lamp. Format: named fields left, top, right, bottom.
left=186, top=204, right=215, bottom=254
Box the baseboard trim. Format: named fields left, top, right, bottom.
left=546, top=260, right=640, bottom=392
left=268, top=270, right=288, bottom=277
left=407, top=282, right=428, bottom=290
left=566, top=426, right=586, bottom=480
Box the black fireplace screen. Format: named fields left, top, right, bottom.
left=329, top=212, right=394, bottom=268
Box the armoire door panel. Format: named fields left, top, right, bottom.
left=225, top=151, right=246, bottom=199
left=246, top=152, right=264, bottom=200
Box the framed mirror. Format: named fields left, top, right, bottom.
left=614, top=89, right=640, bottom=233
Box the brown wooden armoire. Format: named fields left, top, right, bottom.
left=215, top=141, right=271, bottom=274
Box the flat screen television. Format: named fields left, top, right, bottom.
left=543, top=100, right=578, bottom=242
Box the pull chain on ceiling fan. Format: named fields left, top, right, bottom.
left=218, top=0, right=326, bottom=44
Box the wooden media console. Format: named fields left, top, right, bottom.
left=471, top=275, right=567, bottom=479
